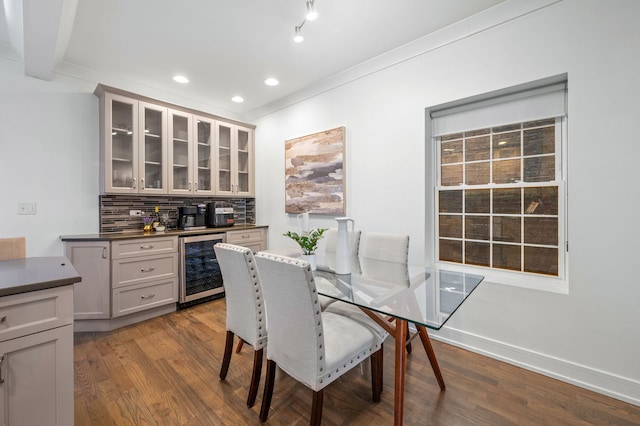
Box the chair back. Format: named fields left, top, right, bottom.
left=359, top=231, right=409, bottom=264
left=358, top=232, right=410, bottom=284
left=254, top=252, right=325, bottom=385
left=214, top=243, right=266, bottom=349
left=316, top=227, right=361, bottom=271
left=0, top=237, right=26, bottom=261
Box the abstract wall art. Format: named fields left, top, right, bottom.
left=285, top=126, right=345, bottom=214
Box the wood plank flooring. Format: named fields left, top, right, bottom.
left=74, top=298, right=640, bottom=425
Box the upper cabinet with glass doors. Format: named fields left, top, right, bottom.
left=168, top=111, right=216, bottom=196
left=216, top=122, right=254, bottom=196
left=96, top=85, right=254, bottom=197
left=99, top=91, right=167, bottom=194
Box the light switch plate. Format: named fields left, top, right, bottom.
left=17, top=202, right=37, bottom=215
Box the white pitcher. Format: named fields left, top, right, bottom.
left=335, top=217, right=354, bottom=274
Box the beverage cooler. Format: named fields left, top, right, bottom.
left=179, top=233, right=226, bottom=307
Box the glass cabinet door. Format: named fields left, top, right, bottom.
left=139, top=102, right=166, bottom=193
left=194, top=116, right=215, bottom=195
left=108, top=95, right=137, bottom=192
left=217, top=122, right=233, bottom=194
left=235, top=126, right=252, bottom=194
left=168, top=110, right=192, bottom=194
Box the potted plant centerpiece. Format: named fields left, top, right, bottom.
left=283, top=228, right=327, bottom=270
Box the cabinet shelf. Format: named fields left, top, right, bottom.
left=113, top=157, right=133, bottom=163
left=172, top=138, right=189, bottom=143
left=173, top=164, right=188, bottom=169
left=145, top=133, right=161, bottom=139
left=145, top=161, right=162, bottom=166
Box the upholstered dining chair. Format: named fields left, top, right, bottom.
left=355, top=231, right=413, bottom=351
left=214, top=243, right=267, bottom=408
left=255, top=252, right=386, bottom=425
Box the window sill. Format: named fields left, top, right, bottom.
left=434, top=261, right=569, bottom=294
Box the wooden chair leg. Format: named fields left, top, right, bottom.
left=311, top=389, right=324, bottom=426
left=235, top=339, right=245, bottom=353
left=260, top=359, right=277, bottom=422
left=219, top=330, right=234, bottom=380
left=370, top=346, right=382, bottom=402
left=247, top=348, right=263, bottom=408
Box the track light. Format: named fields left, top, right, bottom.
left=293, top=26, right=304, bottom=43
left=305, top=1, right=317, bottom=21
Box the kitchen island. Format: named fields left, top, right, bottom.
left=0, top=256, right=79, bottom=425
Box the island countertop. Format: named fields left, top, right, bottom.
left=0, top=257, right=81, bottom=297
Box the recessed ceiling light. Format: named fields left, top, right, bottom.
left=264, top=78, right=279, bottom=86
left=173, top=75, right=189, bottom=84
left=231, top=96, right=244, bottom=103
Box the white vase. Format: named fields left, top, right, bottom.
left=300, top=254, right=317, bottom=271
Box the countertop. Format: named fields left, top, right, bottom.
left=0, top=257, right=82, bottom=297
left=60, top=224, right=268, bottom=241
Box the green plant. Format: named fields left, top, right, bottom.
left=283, top=228, right=328, bottom=255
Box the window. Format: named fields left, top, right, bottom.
left=429, top=79, right=567, bottom=291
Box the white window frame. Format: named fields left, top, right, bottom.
left=427, top=77, right=569, bottom=294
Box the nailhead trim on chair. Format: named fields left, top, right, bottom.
left=255, top=251, right=386, bottom=391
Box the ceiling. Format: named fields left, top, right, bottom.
left=0, top=0, right=506, bottom=119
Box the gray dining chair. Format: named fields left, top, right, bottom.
left=214, top=243, right=267, bottom=408
left=255, top=252, right=386, bottom=425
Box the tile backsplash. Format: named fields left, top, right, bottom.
left=100, top=195, right=255, bottom=233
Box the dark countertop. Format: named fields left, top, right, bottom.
left=0, top=257, right=82, bottom=297
left=60, top=224, right=268, bottom=241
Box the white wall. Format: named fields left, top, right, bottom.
left=253, top=0, right=640, bottom=405
left=0, top=59, right=99, bottom=256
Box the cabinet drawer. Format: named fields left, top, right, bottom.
left=112, top=278, right=178, bottom=317
left=112, top=237, right=178, bottom=259
left=227, top=228, right=266, bottom=248
left=0, top=285, right=73, bottom=342
left=112, top=253, right=178, bottom=288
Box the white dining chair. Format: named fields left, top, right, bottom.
left=214, top=243, right=267, bottom=408
left=255, top=252, right=386, bottom=425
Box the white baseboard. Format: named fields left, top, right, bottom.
left=429, top=326, right=640, bottom=407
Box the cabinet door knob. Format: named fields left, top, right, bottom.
left=141, top=178, right=145, bottom=189
left=132, top=177, right=137, bottom=189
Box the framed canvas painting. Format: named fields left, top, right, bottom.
left=285, top=127, right=345, bottom=214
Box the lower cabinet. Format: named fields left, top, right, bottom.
left=226, top=228, right=268, bottom=252
left=0, top=286, right=74, bottom=426
left=64, top=237, right=179, bottom=331
left=65, top=241, right=110, bottom=320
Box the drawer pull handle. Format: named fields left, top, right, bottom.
left=140, top=267, right=155, bottom=273
left=0, top=316, right=6, bottom=323
left=0, top=354, right=4, bottom=384
left=140, top=294, right=155, bottom=300
left=140, top=245, right=155, bottom=250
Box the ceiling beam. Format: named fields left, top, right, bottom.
left=3, top=0, right=78, bottom=80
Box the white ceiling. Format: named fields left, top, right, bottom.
left=0, top=0, right=506, bottom=119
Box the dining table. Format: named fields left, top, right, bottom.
left=313, top=254, right=484, bottom=426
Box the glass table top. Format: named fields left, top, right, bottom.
left=313, top=255, right=484, bottom=330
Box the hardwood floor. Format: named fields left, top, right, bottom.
left=74, top=298, right=640, bottom=425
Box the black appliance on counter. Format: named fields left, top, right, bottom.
left=178, top=204, right=207, bottom=230
left=206, top=202, right=235, bottom=228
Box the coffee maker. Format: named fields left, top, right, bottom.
left=178, top=204, right=207, bottom=230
